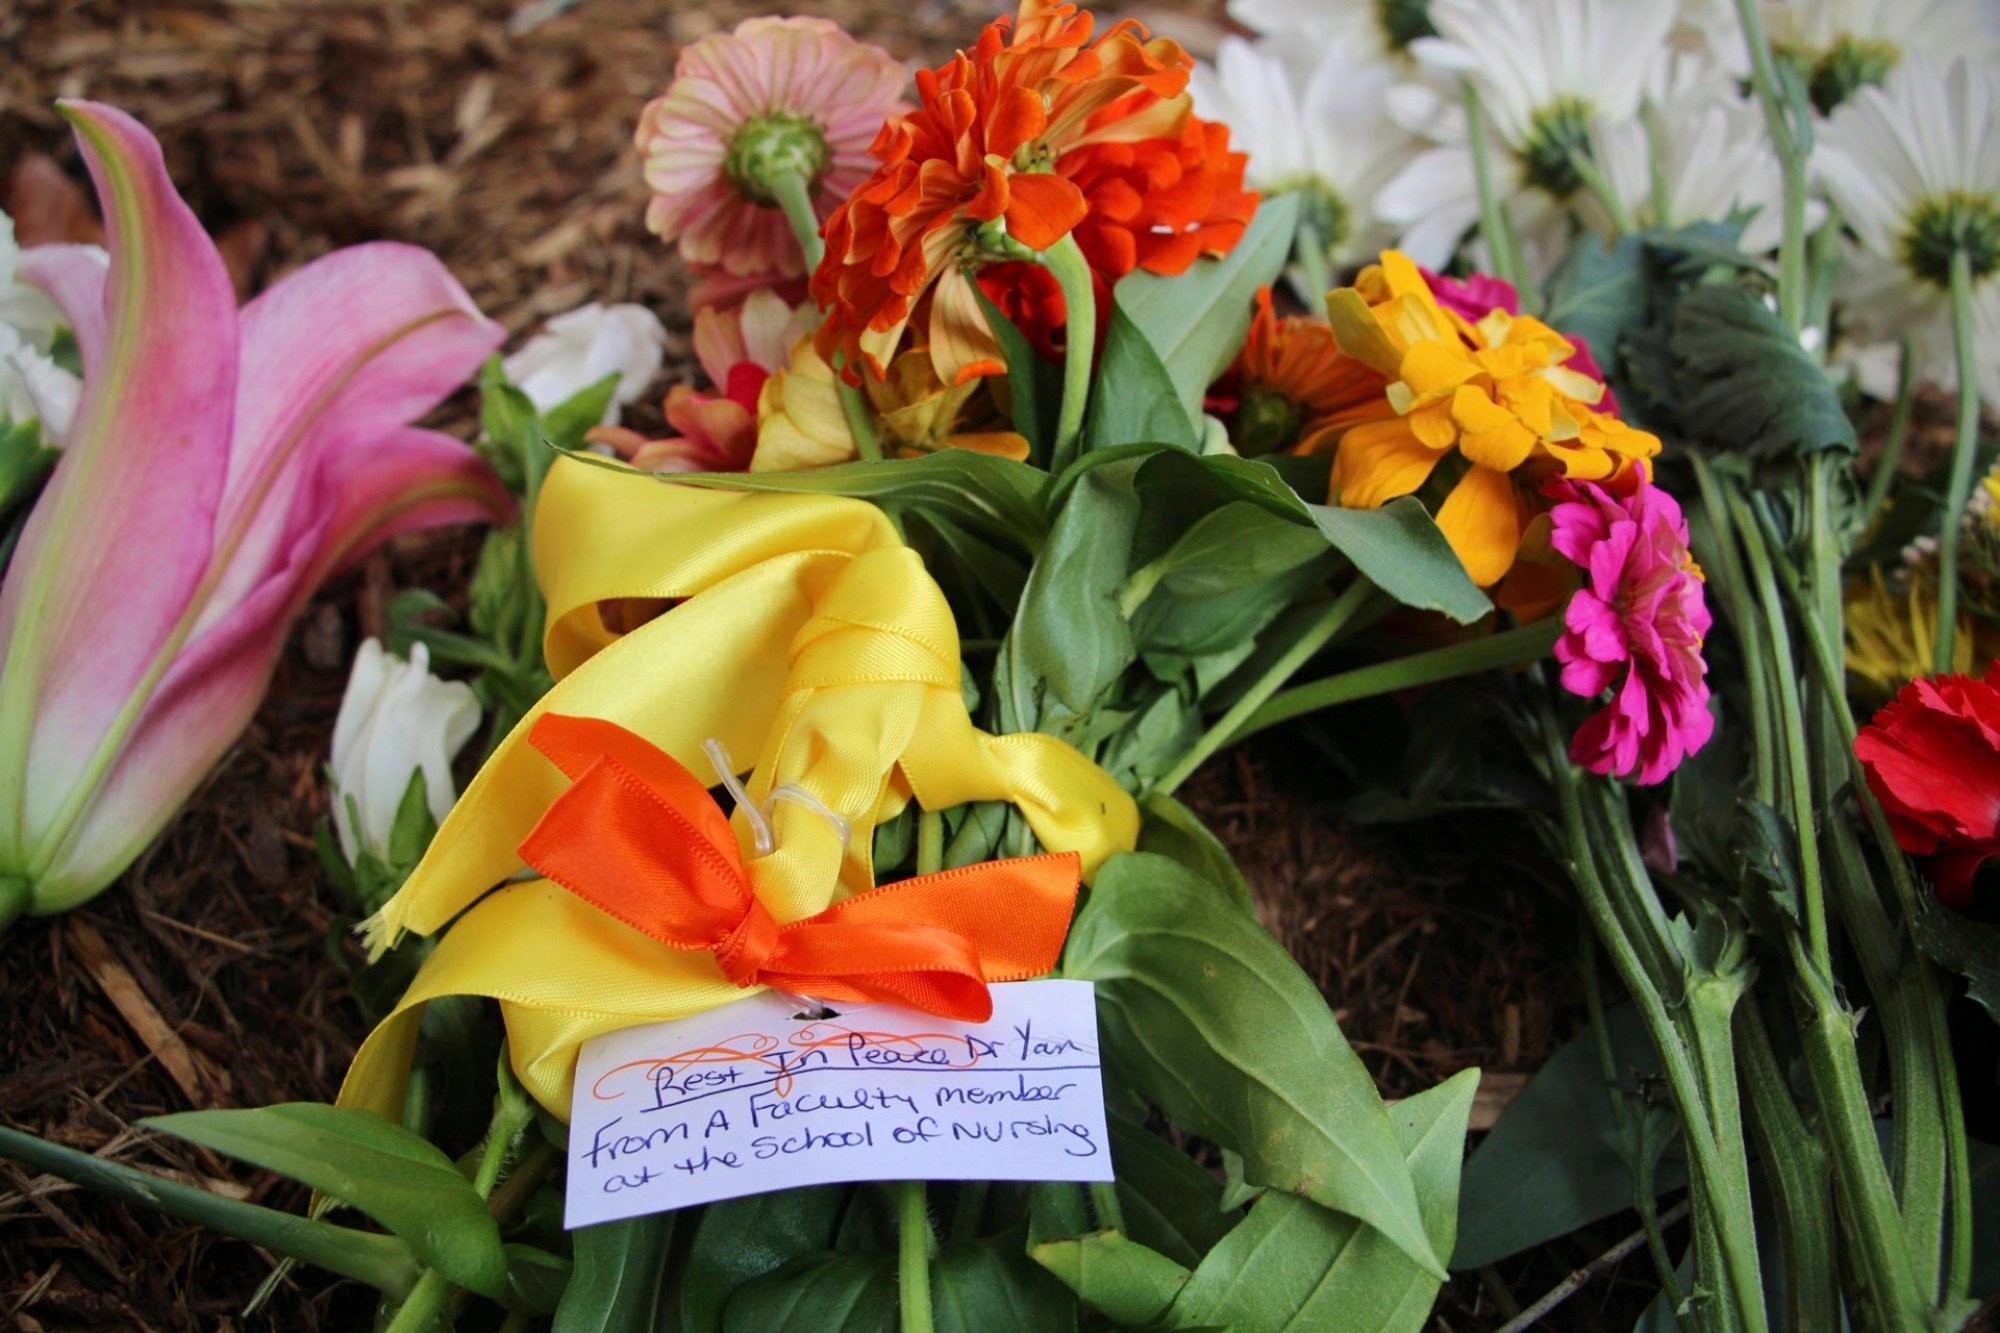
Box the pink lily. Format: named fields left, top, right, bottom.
left=0, top=102, right=509, bottom=928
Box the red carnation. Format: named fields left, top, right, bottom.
left=1854, top=665, right=2000, bottom=910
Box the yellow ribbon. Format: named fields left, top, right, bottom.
left=338, top=458, right=1137, bottom=1118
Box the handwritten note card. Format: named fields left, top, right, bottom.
left=565, top=979, right=1113, bottom=1227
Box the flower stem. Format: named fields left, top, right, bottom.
left=916, top=807, right=943, bottom=877
left=1935, top=246, right=1982, bottom=672
left=1567, top=147, right=1637, bottom=237
left=1730, top=0, right=1807, bottom=330
left=1231, top=614, right=1562, bottom=749
left=1042, top=232, right=1097, bottom=473
left=1291, top=219, right=1331, bottom=310
left=382, top=1269, right=453, bottom=1333
left=1687, top=453, right=1777, bottom=806
left=1860, top=338, right=1918, bottom=531
left=1463, top=80, right=1530, bottom=305
left=1530, top=686, right=1768, bottom=1333
left=1152, top=579, right=1383, bottom=797
left=894, top=1180, right=935, bottom=1333
left=1724, top=486, right=1830, bottom=973
left=1736, top=1003, right=1839, bottom=1332
left=767, top=168, right=824, bottom=274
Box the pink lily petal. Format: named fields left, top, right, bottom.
left=0, top=100, right=237, bottom=853
left=202, top=242, right=504, bottom=628
left=46, top=428, right=508, bottom=895
left=17, top=244, right=110, bottom=377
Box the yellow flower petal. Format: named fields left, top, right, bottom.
left=1435, top=463, right=1523, bottom=587
left=1332, top=418, right=1446, bottom=508
left=1450, top=384, right=1539, bottom=472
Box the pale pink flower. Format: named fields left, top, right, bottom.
left=590, top=288, right=814, bottom=473
left=1550, top=478, right=1714, bottom=785
left=636, top=17, right=909, bottom=279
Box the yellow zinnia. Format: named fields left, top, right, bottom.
left=338, top=458, right=1135, bottom=1118
left=753, top=339, right=1029, bottom=472
left=1315, top=251, right=1660, bottom=587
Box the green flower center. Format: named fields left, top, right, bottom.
left=1375, top=0, right=1437, bottom=54
left=725, top=113, right=833, bottom=207
left=1520, top=97, right=1595, bottom=200
left=1900, top=191, right=2000, bottom=287
left=1237, top=387, right=1307, bottom=457
left=1271, top=176, right=1352, bottom=261
left=1808, top=36, right=1900, bottom=114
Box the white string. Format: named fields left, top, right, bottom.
left=701, top=738, right=773, bottom=857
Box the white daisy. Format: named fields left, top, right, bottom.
left=1373, top=0, right=1677, bottom=275
left=1188, top=37, right=1420, bottom=294
left=1225, top=0, right=1437, bottom=61
left=1584, top=56, right=1821, bottom=252
left=1818, top=56, right=2000, bottom=407
left=1764, top=0, right=2000, bottom=112
left=0, top=211, right=86, bottom=445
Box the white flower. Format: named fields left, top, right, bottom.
left=1817, top=56, right=2000, bottom=407
left=0, top=210, right=90, bottom=446
left=1225, top=0, right=1435, bottom=61
left=1188, top=37, right=1419, bottom=285
left=1764, top=0, right=2000, bottom=110
left=502, top=301, right=667, bottom=425
left=1373, top=0, right=1677, bottom=275
left=329, top=639, right=481, bottom=864
left=1584, top=56, right=1821, bottom=253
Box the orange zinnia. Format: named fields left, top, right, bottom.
left=812, top=0, right=1191, bottom=386
left=1225, top=288, right=1382, bottom=456
left=977, top=107, right=1258, bottom=362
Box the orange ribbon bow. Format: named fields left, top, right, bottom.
left=516, top=714, right=1081, bottom=1022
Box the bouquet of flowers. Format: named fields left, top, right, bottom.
left=2, top=0, right=1997, bottom=1328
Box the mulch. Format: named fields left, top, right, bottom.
left=0, top=1, right=1709, bottom=1328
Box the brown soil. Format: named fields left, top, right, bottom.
left=2, top=2, right=1628, bottom=1328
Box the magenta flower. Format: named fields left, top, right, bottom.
left=636, top=16, right=909, bottom=279
left=1550, top=478, right=1714, bottom=785
left=0, top=103, right=507, bottom=927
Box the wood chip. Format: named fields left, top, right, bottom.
left=64, top=920, right=227, bottom=1109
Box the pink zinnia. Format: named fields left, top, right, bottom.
left=589, top=288, right=813, bottom=473
left=1550, top=478, right=1714, bottom=785
left=636, top=17, right=909, bottom=279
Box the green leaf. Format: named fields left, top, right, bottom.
left=1135, top=793, right=1254, bottom=914
left=544, top=372, right=623, bottom=448
left=1008, top=454, right=1145, bottom=717
left=0, top=1123, right=420, bottom=1297
left=142, top=1103, right=509, bottom=1300
left=932, top=1233, right=1079, bottom=1332
left=386, top=766, right=439, bottom=870
left=1031, top=1229, right=1191, bottom=1326
left=1543, top=233, right=1646, bottom=381
left=556, top=1214, right=676, bottom=1332
left=674, top=450, right=1049, bottom=559
left=1081, top=304, right=1201, bottom=452
left=974, top=285, right=1063, bottom=459
left=1166, top=1070, right=1477, bottom=1331
left=1065, top=852, right=1444, bottom=1278
left=722, top=1252, right=896, bottom=1333
left=1308, top=499, right=1492, bottom=624
left=1108, top=1113, right=1243, bottom=1265
left=1912, top=901, right=2000, bottom=1026
left=682, top=1185, right=848, bottom=1332
left=1111, top=195, right=1299, bottom=431
left=0, top=417, right=58, bottom=520
left=1668, top=285, right=1857, bottom=457
left=506, top=1243, right=573, bottom=1315
left=1134, top=501, right=1331, bottom=602
left=1453, top=1004, right=1684, bottom=1268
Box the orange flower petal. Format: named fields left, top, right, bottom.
left=1004, top=172, right=1088, bottom=250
